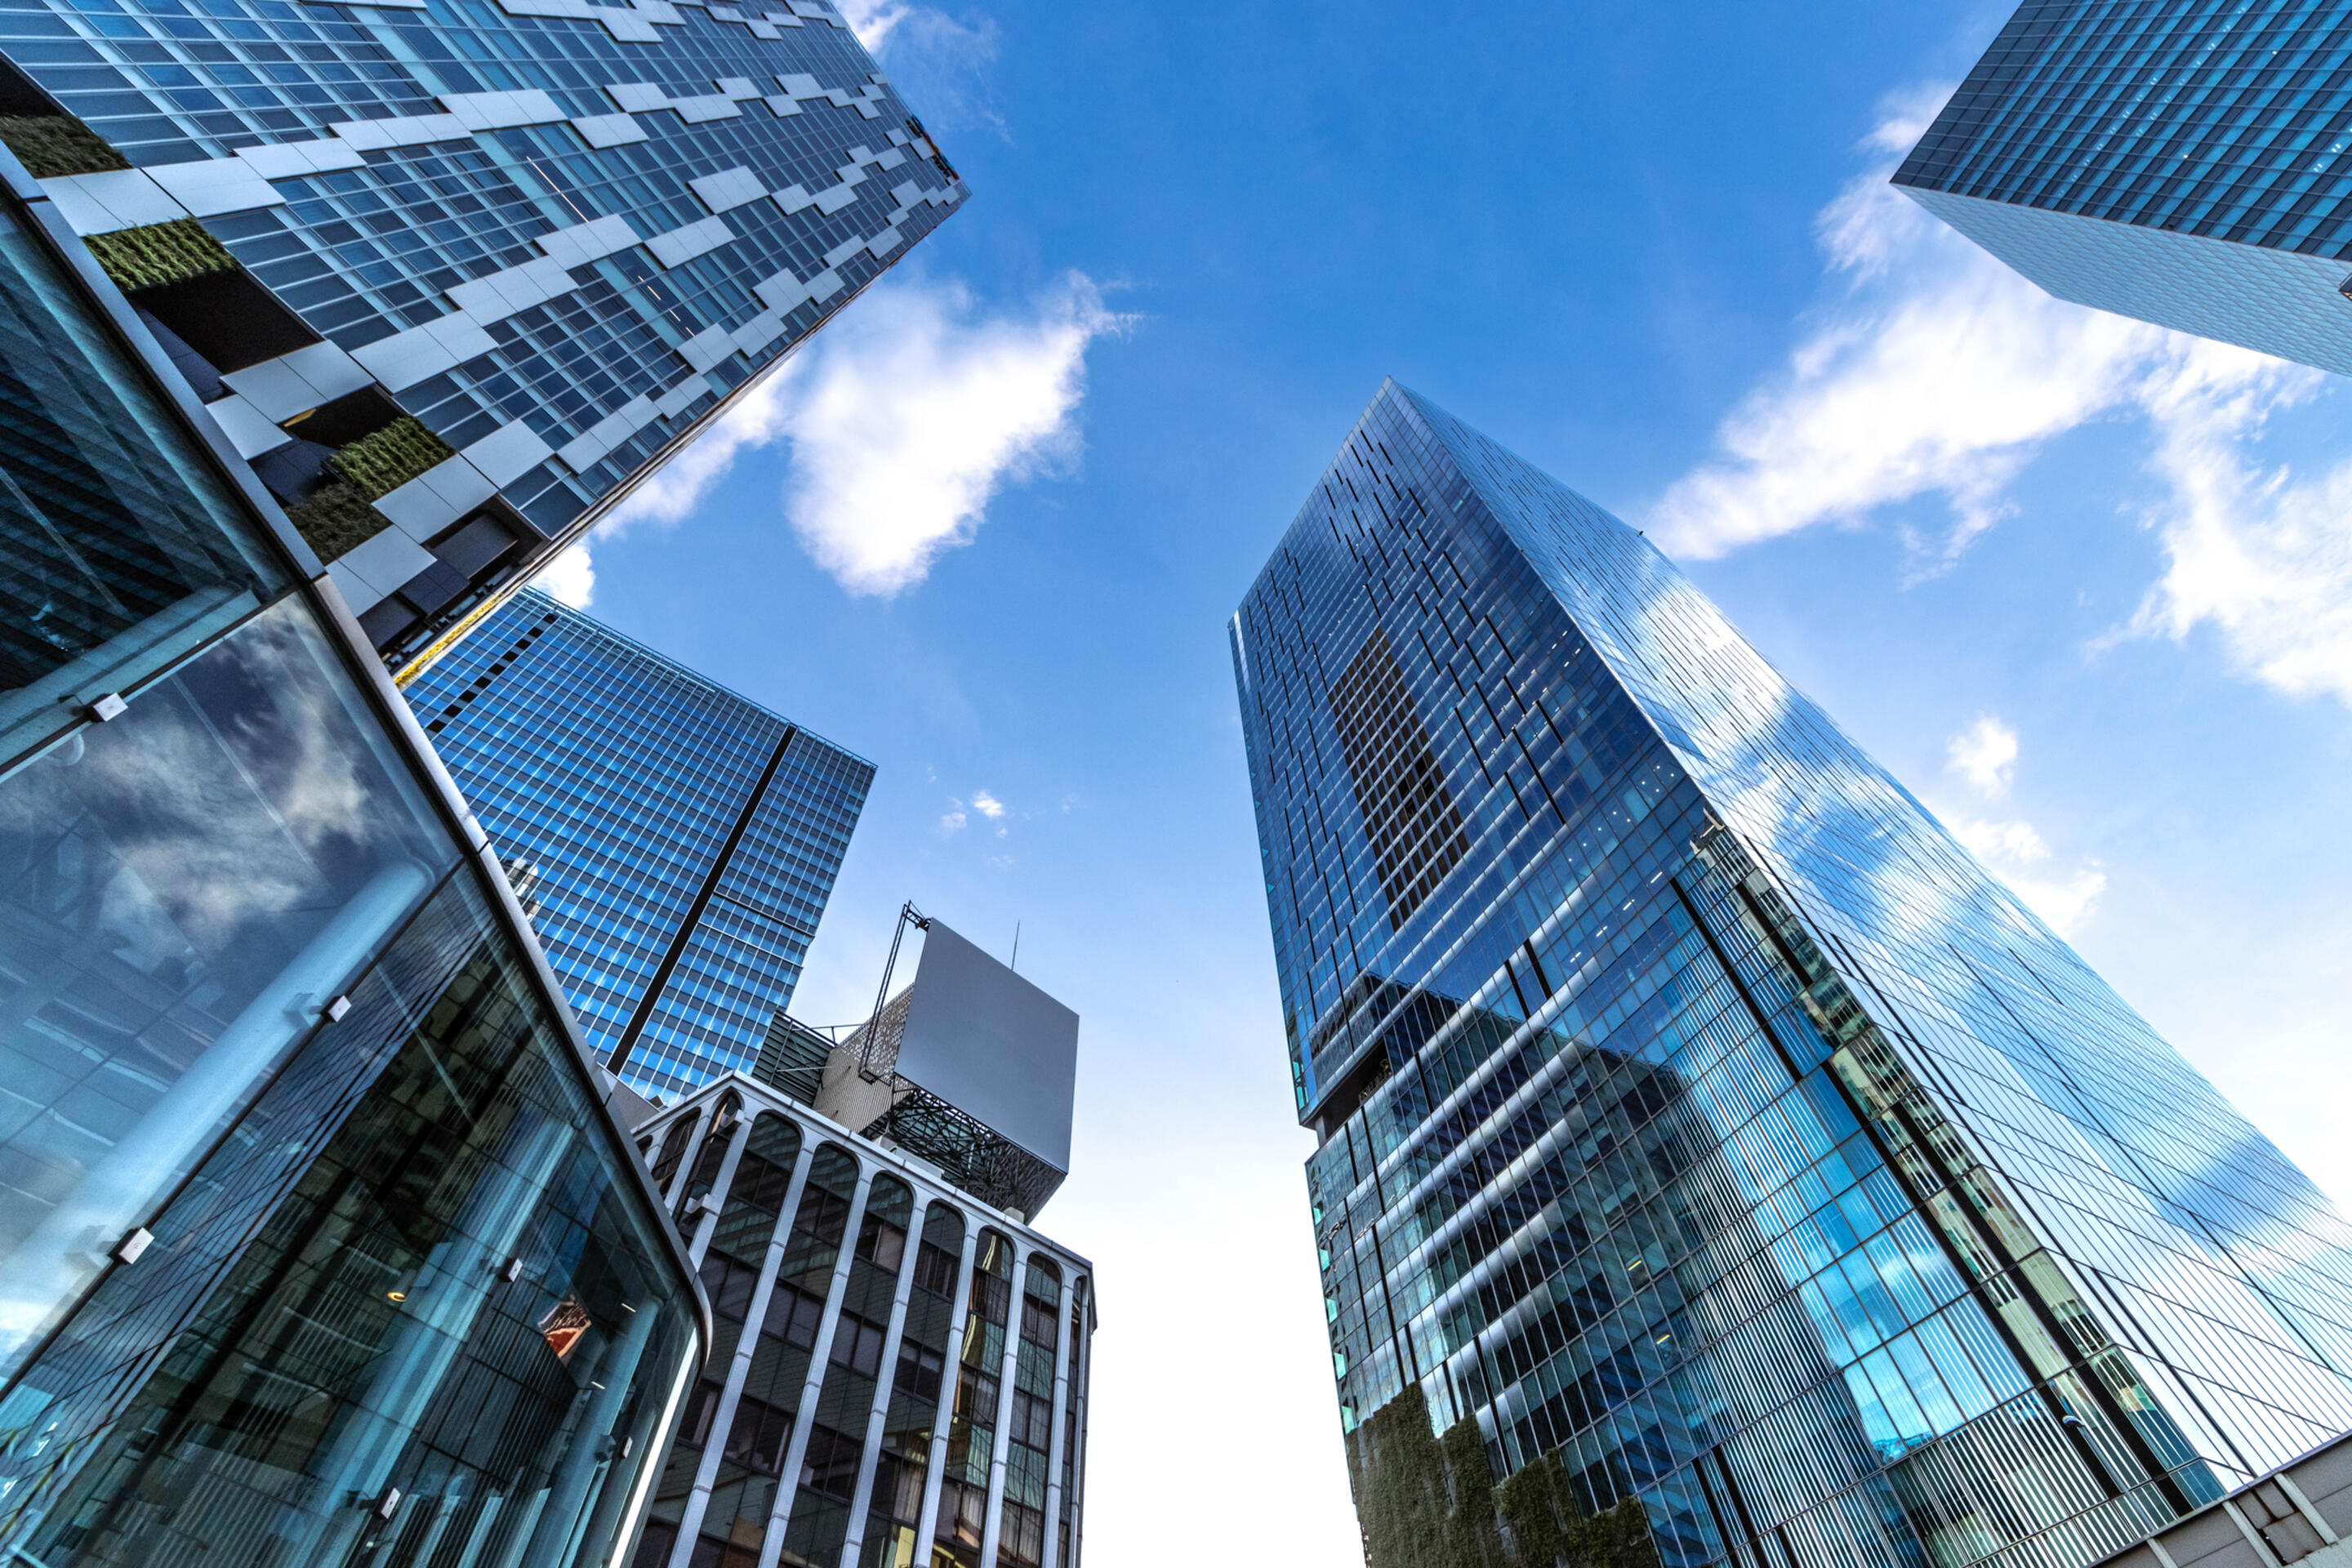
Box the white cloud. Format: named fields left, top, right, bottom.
left=835, top=0, right=992, bottom=61
left=1950, top=813, right=2047, bottom=863
left=1646, top=93, right=2305, bottom=560
left=779, top=274, right=1119, bottom=593
left=1948, top=810, right=2107, bottom=936
left=611, top=272, right=1120, bottom=597
left=1945, top=715, right=2018, bottom=799
left=833, top=0, right=912, bottom=47
left=970, top=789, right=1005, bottom=818
left=537, top=543, right=596, bottom=608
left=1937, top=717, right=2105, bottom=933
left=940, top=799, right=969, bottom=834
left=834, top=0, right=1002, bottom=138
left=1649, top=88, right=2352, bottom=706
left=2114, top=372, right=2352, bottom=703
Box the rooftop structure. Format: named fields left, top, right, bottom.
left=786, top=916, right=1079, bottom=1221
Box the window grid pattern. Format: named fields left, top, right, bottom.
left=1895, top=2, right=2352, bottom=260
left=1329, top=627, right=1470, bottom=927
left=0, top=0, right=959, bottom=535
left=1230, top=381, right=2352, bottom=1568
left=405, top=586, right=869, bottom=1098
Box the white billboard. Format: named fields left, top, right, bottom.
left=894, top=920, right=1078, bottom=1173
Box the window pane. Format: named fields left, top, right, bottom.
left=0, top=869, right=697, bottom=1567
left=0, top=196, right=286, bottom=768
left=0, top=595, right=450, bottom=1379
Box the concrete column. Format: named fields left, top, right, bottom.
left=907, top=1218, right=979, bottom=1568
left=836, top=1180, right=933, bottom=1566
left=666, top=1125, right=815, bottom=1568
left=653, top=1104, right=711, bottom=1207
left=1036, top=1271, right=1077, bottom=1568
left=976, top=1239, right=1032, bottom=1568
left=1062, top=1290, right=1092, bottom=1568
left=755, top=1161, right=875, bottom=1568
left=683, top=1107, right=757, bottom=1265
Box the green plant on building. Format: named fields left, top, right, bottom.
left=82, top=218, right=238, bottom=292
left=327, top=415, right=454, bottom=499
left=1346, top=1387, right=1664, bottom=1568
left=283, top=482, right=390, bottom=564
left=283, top=416, right=456, bottom=564
left=0, top=114, right=129, bottom=178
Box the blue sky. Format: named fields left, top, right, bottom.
left=549, top=0, right=2352, bottom=1560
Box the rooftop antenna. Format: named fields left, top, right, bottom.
left=1010, top=921, right=1020, bottom=973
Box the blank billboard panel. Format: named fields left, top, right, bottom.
left=895, top=920, right=1078, bottom=1172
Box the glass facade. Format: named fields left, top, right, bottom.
left=1230, top=381, right=2352, bottom=1568
left=404, top=587, right=871, bottom=1101
left=627, top=1073, right=1093, bottom=1568
left=0, top=154, right=288, bottom=771
left=0, top=0, right=960, bottom=662
left=0, top=111, right=700, bottom=1568
left=1894, top=2, right=2352, bottom=376
left=0, top=872, right=702, bottom=1568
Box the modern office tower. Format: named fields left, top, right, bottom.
left=1894, top=2, right=2352, bottom=377
left=408, top=588, right=871, bottom=1101
left=1230, top=381, right=2352, bottom=1568
left=627, top=925, right=1092, bottom=1568
left=0, top=127, right=699, bottom=1567
left=0, top=0, right=962, bottom=672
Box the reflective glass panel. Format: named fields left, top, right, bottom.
left=0, top=869, right=697, bottom=1568
left=0, top=593, right=451, bottom=1380
left=1233, top=383, right=2352, bottom=1568
left=0, top=191, right=285, bottom=769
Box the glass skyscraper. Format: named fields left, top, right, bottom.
left=1231, top=381, right=2352, bottom=1568
left=0, top=0, right=960, bottom=669
left=0, top=119, right=700, bottom=1567
left=407, top=587, right=871, bottom=1101
left=1895, top=2, right=2352, bottom=377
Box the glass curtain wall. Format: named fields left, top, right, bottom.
left=0, top=185, right=285, bottom=773
left=1234, top=382, right=2352, bottom=1568
left=777, top=1174, right=909, bottom=1567
left=936, top=1232, right=1011, bottom=1568
left=863, top=1201, right=960, bottom=1568
left=0, top=172, right=461, bottom=1388
left=0, top=594, right=453, bottom=1380
left=0, top=869, right=701, bottom=1568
